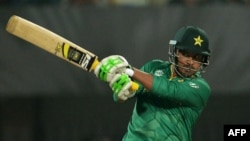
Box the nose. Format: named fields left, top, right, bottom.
left=186, top=57, right=194, bottom=65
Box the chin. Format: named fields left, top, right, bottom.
left=180, top=70, right=195, bottom=77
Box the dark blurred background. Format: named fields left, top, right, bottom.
left=0, top=0, right=250, bottom=141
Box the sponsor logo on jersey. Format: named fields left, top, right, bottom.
left=178, top=79, right=184, bottom=83
left=154, top=70, right=164, bottom=76
left=189, top=82, right=199, bottom=89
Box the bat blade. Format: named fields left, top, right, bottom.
left=6, top=15, right=99, bottom=72
left=6, top=15, right=139, bottom=91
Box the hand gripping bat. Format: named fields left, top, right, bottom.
left=6, top=15, right=139, bottom=91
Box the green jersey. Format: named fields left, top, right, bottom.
left=121, top=60, right=211, bottom=141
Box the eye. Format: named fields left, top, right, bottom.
left=193, top=55, right=203, bottom=62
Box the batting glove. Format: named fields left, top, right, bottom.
left=94, top=55, right=129, bottom=82
left=109, top=73, right=135, bottom=101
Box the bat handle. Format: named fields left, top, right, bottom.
left=89, top=58, right=100, bottom=72
left=131, top=82, right=139, bottom=91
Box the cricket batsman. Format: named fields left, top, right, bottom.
left=94, top=26, right=212, bottom=141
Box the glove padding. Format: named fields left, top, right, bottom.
left=94, top=55, right=129, bottom=82
left=109, top=73, right=135, bottom=101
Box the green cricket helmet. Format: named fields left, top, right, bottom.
left=169, top=26, right=211, bottom=74
left=174, top=26, right=210, bottom=55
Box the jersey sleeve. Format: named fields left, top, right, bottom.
left=151, top=76, right=211, bottom=109
left=134, top=59, right=165, bottom=95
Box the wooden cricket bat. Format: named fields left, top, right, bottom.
left=6, top=15, right=139, bottom=91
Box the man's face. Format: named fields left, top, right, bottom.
left=176, top=49, right=203, bottom=77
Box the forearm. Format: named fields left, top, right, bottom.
left=131, top=68, right=153, bottom=91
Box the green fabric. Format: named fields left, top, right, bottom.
left=120, top=60, right=211, bottom=141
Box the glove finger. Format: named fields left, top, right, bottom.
left=114, top=63, right=128, bottom=72
left=94, top=57, right=110, bottom=79
left=109, top=74, right=131, bottom=93
left=117, top=55, right=128, bottom=64
left=106, top=68, right=117, bottom=82
left=109, top=74, right=122, bottom=88
left=110, top=74, right=136, bottom=101
left=117, top=82, right=134, bottom=100
left=109, top=73, right=131, bottom=87
left=94, top=55, right=129, bottom=82
left=119, top=81, right=132, bottom=94
left=118, top=93, right=128, bottom=101
left=95, top=56, right=121, bottom=81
